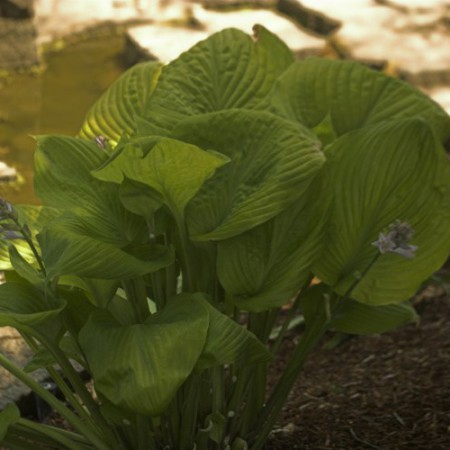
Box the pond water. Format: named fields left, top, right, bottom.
left=0, top=35, right=127, bottom=205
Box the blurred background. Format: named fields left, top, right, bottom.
left=0, top=0, right=449, bottom=205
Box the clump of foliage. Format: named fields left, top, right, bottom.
left=0, top=25, right=449, bottom=450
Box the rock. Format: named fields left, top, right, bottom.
left=0, top=18, right=39, bottom=70
left=201, top=0, right=276, bottom=9
left=125, top=25, right=209, bottom=64
left=0, top=327, right=48, bottom=410
left=291, top=0, right=450, bottom=85
left=422, top=86, right=450, bottom=115
left=276, top=0, right=341, bottom=36
left=0, top=0, right=34, bottom=19
left=0, top=161, right=17, bottom=182
left=125, top=6, right=327, bottom=64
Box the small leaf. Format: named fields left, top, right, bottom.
left=330, top=299, right=418, bottom=335
left=8, top=244, right=43, bottom=286
left=0, top=403, right=20, bottom=440
left=0, top=205, right=60, bottom=271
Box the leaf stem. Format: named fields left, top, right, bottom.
left=0, top=353, right=110, bottom=450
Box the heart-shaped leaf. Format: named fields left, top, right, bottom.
left=171, top=109, right=324, bottom=241
left=314, top=119, right=450, bottom=305
left=217, top=174, right=329, bottom=311
left=38, top=214, right=174, bottom=280
left=265, top=58, right=450, bottom=143
left=142, top=26, right=293, bottom=132
left=78, top=297, right=209, bottom=415
left=94, top=137, right=229, bottom=222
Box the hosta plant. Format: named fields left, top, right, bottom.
left=1, top=25, right=450, bottom=450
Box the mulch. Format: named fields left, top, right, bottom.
left=268, top=285, right=450, bottom=450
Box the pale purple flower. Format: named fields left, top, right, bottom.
left=372, top=220, right=418, bottom=259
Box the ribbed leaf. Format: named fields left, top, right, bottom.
left=265, top=58, right=450, bottom=143
left=35, top=135, right=148, bottom=247
left=142, top=26, right=293, bottom=132
left=35, top=135, right=108, bottom=209
left=0, top=205, right=60, bottom=271
left=314, top=119, right=450, bottom=305
left=171, top=109, right=324, bottom=241
left=78, top=297, right=209, bottom=415
left=0, top=281, right=66, bottom=338
left=330, top=299, right=418, bottom=335
left=38, top=215, right=174, bottom=279
left=94, top=138, right=229, bottom=221
left=217, top=174, right=329, bottom=311
left=79, top=61, right=163, bottom=144
left=194, top=295, right=271, bottom=370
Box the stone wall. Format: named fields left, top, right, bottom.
left=0, top=0, right=38, bottom=70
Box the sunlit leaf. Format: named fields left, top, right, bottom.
left=265, top=58, right=450, bottom=143
left=79, top=296, right=209, bottom=415
left=94, top=137, right=229, bottom=222
left=142, top=26, right=293, bottom=132
left=79, top=61, right=163, bottom=144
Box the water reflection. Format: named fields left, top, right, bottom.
left=0, top=35, right=126, bottom=205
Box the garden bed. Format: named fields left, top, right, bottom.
left=268, top=284, right=450, bottom=449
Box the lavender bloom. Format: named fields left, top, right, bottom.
left=94, top=135, right=108, bottom=150
left=0, top=198, right=18, bottom=221
left=372, top=220, right=418, bottom=259
left=2, top=230, right=24, bottom=240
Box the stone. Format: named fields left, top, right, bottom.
left=125, top=25, right=209, bottom=64
left=0, top=0, right=34, bottom=19
left=201, top=0, right=276, bottom=9
left=125, top=6, right=327, bottom=64
left=0, top=327, right=48, bottom=410
left=293, top=0, right=450, bottom=86
left=276, top=0, right=341, bottom=36
left=0, top=18, right=39, bottom=70
left=0, top=161, right=17, bottom=182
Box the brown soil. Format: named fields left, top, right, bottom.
left=267, top=286, right=450, bottom=450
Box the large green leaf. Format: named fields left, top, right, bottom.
left=142, top=26, right=294, bottom=132
left=217, top=174, right=329, bottom=311
left=38, top=214, right=174, bottom=280
left=78, top=297, right=209, bottom=415
left=79, top=61, right=163, bottom=144
left=265, top=58, right=450, bottom=143
left=171, top=109, right=324, bottom=241
left=93, top=137, right=229, bottom=222
left=0, top=281, right=66, bottom=338
left=35, top=135, right=148, bottom=247
left=314, top=119, right=450, bottom=305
